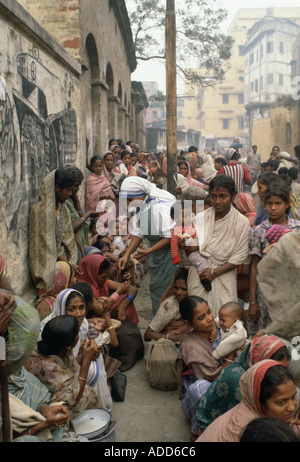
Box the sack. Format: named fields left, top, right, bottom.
left=144, top=338, right=178, bottom=391
left=111, top=173, right=126, bottom=195
left=110, top=370, right=127, bottom=402
left=109, top=318, right=144, bottom=372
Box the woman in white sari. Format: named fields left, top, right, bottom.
left=39, top=288, right=112, bottom=412
left=182, top=175, right=250, bottom=316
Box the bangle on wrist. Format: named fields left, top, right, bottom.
left=79, top=376, right=87, bottom=382
left=249, top=301, right=257, bottom=305
left=106, top=325, right=114, bottom=331
left=110, top=292, right=120, bottom=302
left=125, top=294, right=134, bottom=303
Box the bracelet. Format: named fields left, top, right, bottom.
left=249, top=302, right=257, bottom=305
left=79, top=376, right=87, bottom=382
left=81, top=217, right=85, bottom=222
left=106, top=325, right=115, bottom=331
left=110, top=292, right=120, bottom=302
left=126, top=294, right=134, bottom=303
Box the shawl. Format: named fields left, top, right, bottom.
left=100, top=151, right=120, bottom=181
left=196, top=335, right=286, bottom=431
left=257, top=231, right=300, bottom=342
left=197, top=360, right=283, bottom=442
left=29, top=170, right=77, bottom=291
left=233, top=193, right=256, bottom=227
left=85, top=172, right=114, bottom=212
left=65, top=198, right=90, bottom=262
left=35, top=261, right=72, bottom=320
left=8, top=366, right=51, bottom=411
left=201, top=155, right=217, bottom=182
left=189, top=206, right=250, bottom=315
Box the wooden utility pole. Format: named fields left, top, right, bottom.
left=165, top=0, right=177, bottom=195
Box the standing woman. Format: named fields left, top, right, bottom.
left=182, top=175, right=250, bottom=316
left=248, top=181, right=300, bottom=336
left=29, top=168, right=79, bottom=293
left=118, top=177, right=178, bottom=316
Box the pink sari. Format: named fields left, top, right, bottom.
left=77, top=254, right=139, bottom=325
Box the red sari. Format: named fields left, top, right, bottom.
left=77, top=254, right=139, bottom=325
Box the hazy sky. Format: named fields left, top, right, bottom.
left=130, top=0, right=300, bottom=94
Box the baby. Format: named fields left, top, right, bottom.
left=171, top=205, right=212, bottom=291
left=212, top=301, right=248, bottom=361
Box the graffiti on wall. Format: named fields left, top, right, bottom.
left=0, top=45, right=78, bottom=244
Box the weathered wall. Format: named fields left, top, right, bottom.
left=0, top=0, right=82, bottom=295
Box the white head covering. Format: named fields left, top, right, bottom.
left=120, top=177, right=176, bottom=204
left=279, top=151, right=291, bottom=160
left=223, top=147, right=237, bottom=163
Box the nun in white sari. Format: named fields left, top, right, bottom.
left=39, top=288, right=112, bottom=412
left=186, top=176, right=251, bottom=316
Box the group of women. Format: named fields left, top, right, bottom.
left=1, top=139, right=300, bottom=442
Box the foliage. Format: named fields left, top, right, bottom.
left=126, top=0, right=233, bottom=87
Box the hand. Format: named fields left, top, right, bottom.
left=41, top=404, right=69, bottom=427
left=175, top=186, right=182, bottom=194
left=71, top=264, right=83, bottom=276
left=116, top=281, right=130, bottom=295
left=200, top=268, right=215, bottom=282
left=82, top=339, right=99, bottom=362
left=88, top=211, right=100, bottom=219
left=122, top=272, right=131, bottom=282
left=118, top=255, right=129, bottom=271
left=0, top=291, right=17, bottom=333
left=134, top=248, right=149, bottom=259
left=248, top=303, right=260, bottom=322
left=117, top=307, right=127, bottom=323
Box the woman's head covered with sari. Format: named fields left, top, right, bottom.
left=233, top=193, right=256, bottom=227
left=198, top=359, right=295, bottom=442
left=77, top=254, right=110, bottom=299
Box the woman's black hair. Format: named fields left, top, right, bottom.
left=98, top=257, right=111, bottom=274
left=263, top=181, right=291, bottom=205
left=177, top=160, right=189, bottom=168
left=179, top=295, right=208, bottom=325
left=266, top=159, right=279, bottom=171
left=174, top=267, right=189, bottom=284
left=54, top=168, right=75, bottom=188
left=257, top=171, right=279, bottom=186
left=90, top=155, right=102, bottom=167
left=64, top=164, right=84, bottom=181
left=71, top=282, right=94, bottom=307
left=240, top=417, right=300, bottom=442
left=270, top=345, right=291, bottom=363
left=38, top=315, right=79, bottom=356
left=279, top=173, right=292, bottom=186
left=259, top=364, right=295, bottom=407
left=215, top=157, right=227, bottom=166
left=260, top=162, right=267, bottom=169
left=121, top=150, right=131, bottom=159
left=66, top=290, right=85, bottom=307
left=209, top=174, right=237, bottom=198
left=289, top=167, right=299, bottom=181
left=95, top=240, right=111, bottom=253
left=278, top=167, right=289, bottom=176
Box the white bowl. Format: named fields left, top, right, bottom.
left=72, top=409, right=111, bottom=439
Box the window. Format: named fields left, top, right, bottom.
left=267, top=41, right=274, bottom=53
left=250, top=82, right=254, bottom=92
left=238, top=93, right=244, bottom=104
left=239, top=45, right=244, bottom=56
left=255, top=79, right=258, bottom=92
left=250, top=52, right=254, bottom=64
left=279, top=74, right=284, bottom=86
left=238, top=117, right=244, bottom=129
left=267, top=74, right=273, bottom=84
left=222, top=119, right=229, bottom=129
left=260, top=45, right=264, bottom=59
left=178, top=111, right=182, bottom=118
left=222, top=94, right=229, bottom=104
left=279, top=42, right=284, bottom=54
left=260, top=76, right=263, bottom=90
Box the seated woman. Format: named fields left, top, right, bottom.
left=177, top=296, right=235, bottom=439
left=29, top=168, right=80, bottom=293
left=144, top=267, right=192, bottom=343
left=196, top=335, right=290, bottom=435
left=77, top=254, right=139, bottom=325
left=197, top=360, right=300, bottom=442
left=8, top=366, right=70, bottom=441
left=39, top=288, right=113, bottom=412
left=25, top=315, right=101, bottom=418
left=85, top=155, right=115, bottom=213
left=35, top=261, right=78, bottom=320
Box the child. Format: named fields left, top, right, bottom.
left=170, top=204, right=212, bottom=291
left=212, top=301, right=248, bottom=361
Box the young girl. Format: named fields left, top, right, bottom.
left=248, top=181, right=300, bottom=335
left=254, top=172, right=281, bottom=225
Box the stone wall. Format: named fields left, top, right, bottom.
left=0, top=0, right=82, bottom=296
